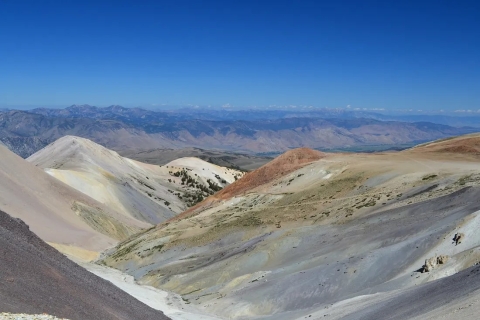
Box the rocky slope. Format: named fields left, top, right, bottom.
left=28, top=136, right=244, bottom=224
left=98, top=134, right=480, bottom=319
left=0, top=209, right=169, bottom=320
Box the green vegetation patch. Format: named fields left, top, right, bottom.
left=71, top=201, right=141, bottom=241
left=422, top=174, right=438, bottom=181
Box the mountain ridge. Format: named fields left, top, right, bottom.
left=28, top=136, right=243, bottom=225
left=1, top=108, right=477, bottom=157
left=0, top=142, right=148, bottom=257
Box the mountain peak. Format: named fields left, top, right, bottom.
left=217, top=147, right=324, bottom=198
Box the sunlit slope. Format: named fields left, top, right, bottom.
left=170, top=148, right=324, bottom=222
left=28, top=136, right=244, bottom=224
left=99, top=140, right=480, bottom=319
left=407, top=132, right=480, bottom=158
left=0, top=143, right=147, bottom=256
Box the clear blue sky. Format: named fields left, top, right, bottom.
left=0, top=0, right=478, bottom=110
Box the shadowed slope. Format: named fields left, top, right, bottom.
left=338, top=265, right=480, bottom=320
left=0, top=209, right=169, bottom=320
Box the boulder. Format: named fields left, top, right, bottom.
left=453, top=232, right=465, bottom=245
left=422, top=255, right=449, bottom=273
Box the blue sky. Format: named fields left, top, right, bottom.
left=0, top=0, right=478, bottom=110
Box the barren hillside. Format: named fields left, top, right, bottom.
left=28, top=136, right=243, bottom=224
left=0, top=143, right=147, bottom=258
left=99, top=134, right=480, bottom=319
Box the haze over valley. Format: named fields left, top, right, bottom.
left=0, top=105, right=477, bottom=159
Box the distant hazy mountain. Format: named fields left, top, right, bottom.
left=0, top=106, right=477, bottom=158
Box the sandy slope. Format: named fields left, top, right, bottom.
left=28, top=136, right=243, bottom=224
left=0, top=143, right=147, bottom=255
left=99, top=137, right=480, bottom=319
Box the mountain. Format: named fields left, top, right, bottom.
left=0, top=107, right=477, bottom=158
left=0, top=110, right=163, bottom=158
left=0, top=209, right=169, bottom=320
left=0, top=142, right=148, bottom=259
left=26, top=104, right=381, bottom=122
left=28, top=136, right=244, bottom=224
left=98, top=134, right=480, bottom=319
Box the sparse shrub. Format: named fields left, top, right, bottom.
left=422, top=174, right=438, bottom=181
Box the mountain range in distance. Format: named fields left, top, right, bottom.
left=0, top=105, right=478, bottom=159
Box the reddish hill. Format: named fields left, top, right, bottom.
left=167, top=148, right=325, bottom=222
left=216, top=147, right=325, bottom=199
left=408, top=134, right=480, bottom=155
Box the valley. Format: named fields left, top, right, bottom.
left=93, top=133, right=480, bottom=319
left=2, top=133, right=480, bottom=319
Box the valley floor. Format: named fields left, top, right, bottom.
left=71, top=259, right=480, bottom=320
left=77, top=260, right=222, bottom=320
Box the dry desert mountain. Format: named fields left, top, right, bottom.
left=97, top=133, right=480, bottom=319
left=28, top=136, right=244, bottom=224
left=0, top=142, right=148, bottom=258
